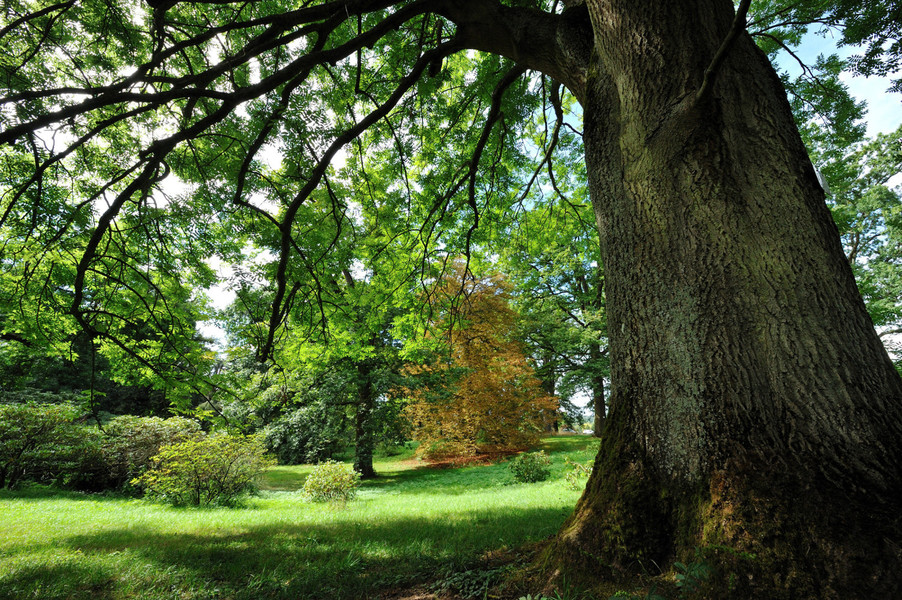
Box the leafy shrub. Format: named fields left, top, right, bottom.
left=303, top=460, right=360, bottom=502
left=0, top=387, right=81, bottom=405
left=264, top=406, right=346, bottom=464
left=134, top=434, right=275, bottom=506
left=563, top=456, right=593, bottom=490
left=56, top=426, right=110, bottom=491
left=508, top=451, right=552, bottom=483
left=102, top=415, right=201, bottom=490
left=0, top=402, right=84, bottom=489
left=675, top=555, right=712, bottom=597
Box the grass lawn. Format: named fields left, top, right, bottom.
left=0, top=435, right=599, bottom=600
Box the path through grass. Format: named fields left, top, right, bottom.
left=0, top=435, right=599, bottom=600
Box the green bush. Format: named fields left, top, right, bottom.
left=0, top=402, right=85, bottom=489
left=102, top=415, right=201, bottom=490
left=508, top=451, right=552, bottom=483
left=134, top=434, right=275, bottom=506
left=264, top=406, right=345, bottom=464
left=56, top=426, right=110, bottom=491
left=303, top=460, right=360, bottom=503
left=563, top=456, right=593, bottom=490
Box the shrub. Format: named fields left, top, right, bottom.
left=264, top=406, right=345, bottom=464
left=102, top=415, right=201, bottom=490
left=57, top=426, right=110, bottom=491
left=508, top=451, right=552, bottom=483
left=0, top=402, right=84, bottom=489
left=563, top=456, right=593, bottom=490
left=134, top=434, right=275, bottom=506
left=303, top=460, right=360, bottom=503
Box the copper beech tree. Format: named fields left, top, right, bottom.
left=404, top=267, right=557, bottom=459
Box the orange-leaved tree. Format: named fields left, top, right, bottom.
left=404, top=264, right=557, bottom=459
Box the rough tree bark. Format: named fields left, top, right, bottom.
left=589, top=342, right=605, bottom=437
left=353, top=360, right=377, bottom=479
left=535, top=1, right=902, bottom=597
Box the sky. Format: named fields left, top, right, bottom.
left=779, top=31, right=902, bottom=137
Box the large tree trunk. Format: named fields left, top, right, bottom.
left=589, top=342, right=605, bottom=437
left=548, top=0, right=902, bottom=597
left=539, top=358, right=558, bottom=432
left=353, top=362, right=377, bottom=479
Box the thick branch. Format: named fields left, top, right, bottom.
left=437, top=0, right=592, bottom=103
left=465, top=64, right=528, bottom=256
left=0, top=332, right=33, bottom=347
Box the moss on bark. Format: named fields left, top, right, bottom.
left=543, top=436, right=902, bottom=599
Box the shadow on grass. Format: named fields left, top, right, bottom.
left=0, top=561, right=116, bottom=600
left=261, top=435, right=599, bottom=495
left=0, top=484, right=128, bottom=503
left=51, top=505, right=570, bottom=600
left=261, top=460, right=515, bottom=496
left=362, top=462, right=521, bottom=496
left=364, top=452, right=596, bottom=496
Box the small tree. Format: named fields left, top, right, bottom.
left=405, top=266, right=557, bottom=458
left=264, top=405, right=346, bottom=465
left=134, top=434, right=275, bottom=506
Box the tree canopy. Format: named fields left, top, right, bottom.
left=1, top=0, right=898, bottom=373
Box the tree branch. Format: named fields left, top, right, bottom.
left=436, top=0, right=592, bottom=102
left=260, top=38, right=464, bottom=360
left=696, top=0, right=752, bottom=103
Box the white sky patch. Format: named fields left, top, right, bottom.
left=332, top=147, right=348, bottom=170
left=259, top=142, right=283, bottom=170
left=197, top=321, right=227, bottom=351
left=152, top=172, right=194, bottom=208
left=208, top=35, right=224, bottom=67
left=256, top=140, right=347, bottom=171
left=348, top=257, right=371, bottom=281
left=346, top=199, right=364, bottom=226
left=570, top=390, right=592, bottom=410
left=287, top=37, right=307, bottom=55
left=204, top=255, right=238, bottom=311
left=198, top=246, right=278, bottom=351
left=247, top=190, right=280, bottom=214
left=249, top=58, right=261, bottom=86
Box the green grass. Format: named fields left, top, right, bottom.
left=0, top=435, right=599, bottom=600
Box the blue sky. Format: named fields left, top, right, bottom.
left=778, top=32, right=901, bottom=137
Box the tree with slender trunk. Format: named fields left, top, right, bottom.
left=2, top=0, right=901, bottom=596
